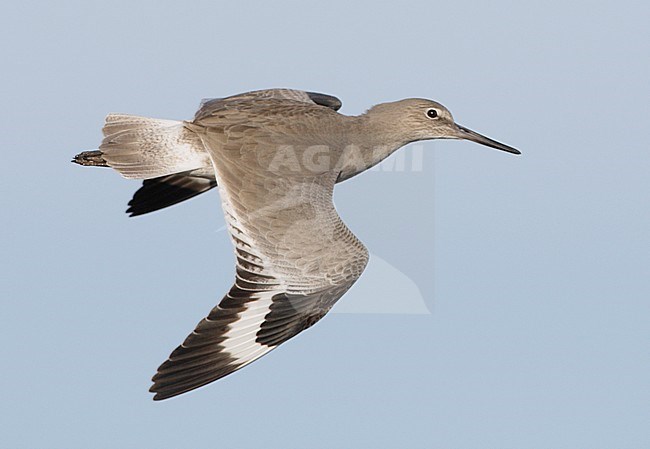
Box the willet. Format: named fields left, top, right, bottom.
left=74, top=88, right=519, bottom=400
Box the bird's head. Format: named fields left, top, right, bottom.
left=367, top=99, right=520, bottom=155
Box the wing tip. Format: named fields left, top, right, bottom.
left=306, top=91, right=343, bottom=111
left=123, top=173, right=217, bottom=217
left=149, top=382, right=174, bottom=401
left=149, top=366, right=232, bottom=401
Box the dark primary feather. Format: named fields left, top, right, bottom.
left=127, top=172, right=217, bottom=216
left=149, top=239, right=356, bottom=401
left=306, top=91, right=342, bottom=111
left=150, top=283, right=256, bottom=400
left=149, top=277, right=341, bottom=400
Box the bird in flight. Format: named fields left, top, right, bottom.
left=74, top=88, right=519, bottom=400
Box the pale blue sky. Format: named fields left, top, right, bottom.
left=1, top=1, right=649, bottom=448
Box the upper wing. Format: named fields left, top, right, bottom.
left=194, top=88, right=342, bottom=122
left=150, top=129, right=368, bottom=400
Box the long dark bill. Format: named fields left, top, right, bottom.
left=455, top=124, right=520, bottom=155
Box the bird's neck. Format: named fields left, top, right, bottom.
left=336, top=111, right=411, bottom=181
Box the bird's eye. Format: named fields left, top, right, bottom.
left=426, top=108, right=439, bottom=119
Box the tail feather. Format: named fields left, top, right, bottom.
left=98, top=113, right=211, bottom=180
left=73, top=113, right=218, bottom=215
left=102, top=114, right=180, bottom=136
